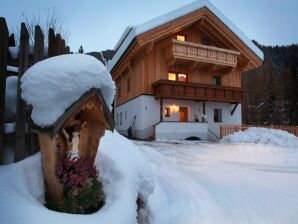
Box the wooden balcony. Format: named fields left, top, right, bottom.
left=152, top=80, right=243, bottom=103
left=167, top=39, right=240, bottom=68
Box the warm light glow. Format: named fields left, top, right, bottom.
left=170, top=104, right=179, bottom=112
left=168, top=72, right=176, bottom=81
left=177, top=35, right=186, bottom=42
left=177, top=73, right=187, bottom=82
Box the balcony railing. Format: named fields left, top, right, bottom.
left=152, top=80, right=243, bottom=103
left=167, top=39, right=240, bottom=67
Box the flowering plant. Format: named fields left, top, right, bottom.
left=48, top=156, right=105, bottom=214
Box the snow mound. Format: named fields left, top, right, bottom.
left=21, top=54, right=115, bottom=127
left=221, top=127, right=298, bottom=148
left=0, top=131, right=154, bottom=224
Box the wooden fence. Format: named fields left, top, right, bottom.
left=0, top=17, right=70, bottom=165
left=220, top=124, right=298, bottom=139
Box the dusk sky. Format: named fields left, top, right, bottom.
left=0, top=0, right=297, bottom=52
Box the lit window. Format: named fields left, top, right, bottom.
left=165, top=107, right=171, bottom=117
left=214, top=109, right=222, bottom=123
left=177, top=73, right=187, bottom=82
left=168, top=72, right=176, bottom=81
left=177, top=34, right=186, bottom=42
left=212, top=76, right=221, bottom=86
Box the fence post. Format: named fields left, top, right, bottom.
left=15, top=23, right=29, bottom=162
left=0, top=17, right=9, bottom=165
left=27, top=25, right=45, bottom=155
left=48, top=28, right=55, bottom=57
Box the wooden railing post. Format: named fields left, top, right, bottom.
left=0, top=17, right=9, bottom=164
left=15, top=23, right=29, bottom=162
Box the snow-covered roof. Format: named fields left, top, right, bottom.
left=21, top=54, right=115, bottom=128
left=109, top=0, right=264, bottom=71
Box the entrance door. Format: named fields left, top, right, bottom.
left=179, top=107, right=188, bottom=122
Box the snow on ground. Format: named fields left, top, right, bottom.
left=21, top=54, right=115, bottom=127
left=221, top=127, right=298, bottom=148
left=0, top=131, right=154, bottom=224
left=135, top=131, right=298, bottom=224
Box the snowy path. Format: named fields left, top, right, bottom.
left=134, top=141, right=298, bottom=224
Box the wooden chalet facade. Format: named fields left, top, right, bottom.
left=109, top=0, right=263, bottom=140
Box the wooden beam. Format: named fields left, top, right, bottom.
left=231, top=103, right=239, bottom=116
left=160, top=98, right=163, bottom=122
left=237, top=59, right=250, bottom=71
left=146, top=41, right=154, bottom=54
left=15, top=23, right=29, bottom=162
left=0, top=17, right=9, bottom=165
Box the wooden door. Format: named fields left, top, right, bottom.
left=179, top=107, right=188, bottom=122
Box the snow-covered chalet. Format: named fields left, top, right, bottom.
left=109, top=0, right=263, bottom=140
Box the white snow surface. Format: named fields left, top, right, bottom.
left=8, top=46, right=19, bottom=59
left=4, top=76, right=18, bottom=122
left=0, top=131, right=154, bottom=224
left=21, top=54, right=116, bottom=127
left=221, top=127, right=298, bottom=148
left=109, top=0, right=264, bottom=71
left=135, top=140, right=298, bottom=224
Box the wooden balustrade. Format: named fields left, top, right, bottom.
left=152, top=80, right=243, bottom=103
left=168, top=39, right=240, bottom=67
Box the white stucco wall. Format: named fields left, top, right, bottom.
left=114, top=95, right=160, bottom=139
left=115, top=95, right=242, bottom=140
left=155, top=122, right=208, bottom=140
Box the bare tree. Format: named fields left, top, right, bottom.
left=15, top=7, right=69, bottom=45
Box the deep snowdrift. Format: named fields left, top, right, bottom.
left=21, top=54, right=115, bottom=127
left=137, top=140, right=298, bottom=224
left=221, top=127, right=298, bottom=148
left=0, top=131, right=154, bottom=224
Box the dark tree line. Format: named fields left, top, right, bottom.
left=242, top=41, right=298, bottom=125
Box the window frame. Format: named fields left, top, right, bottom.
left=212, top=76, right=221, bottom=86
left=167, top=72, right=188, bottom=82
left=214, top=108, right=222, bottom=123
left=176, top=34, right=187, bottom=42
left=164, top=107, right=171, bottom=117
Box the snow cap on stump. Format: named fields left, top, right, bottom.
left=21, top=54, right=115, bottom=128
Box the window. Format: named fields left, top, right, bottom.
left=214, top=109, right=222, bottom=123
left=118, top=85, right=121, bottom=98
left=202, top=38, right=210, bottom=46
left=164, top=107, right=171, bottom=117
left=177, top=73, right=187, bottom=82
left=116, top=113, right=119, bottom=125
left=120, top=112, right=123, bottom=125
left=168, top=72, right=176, bottom=81
left=127, top=78, right=130, bottom=92
left=168, top=72, right=188, bottom=82
left=125, top=110, right=127, bottom=119
left=176, top=34, right=186, bottom=42
left=212, top=76, right=221, bottom=86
